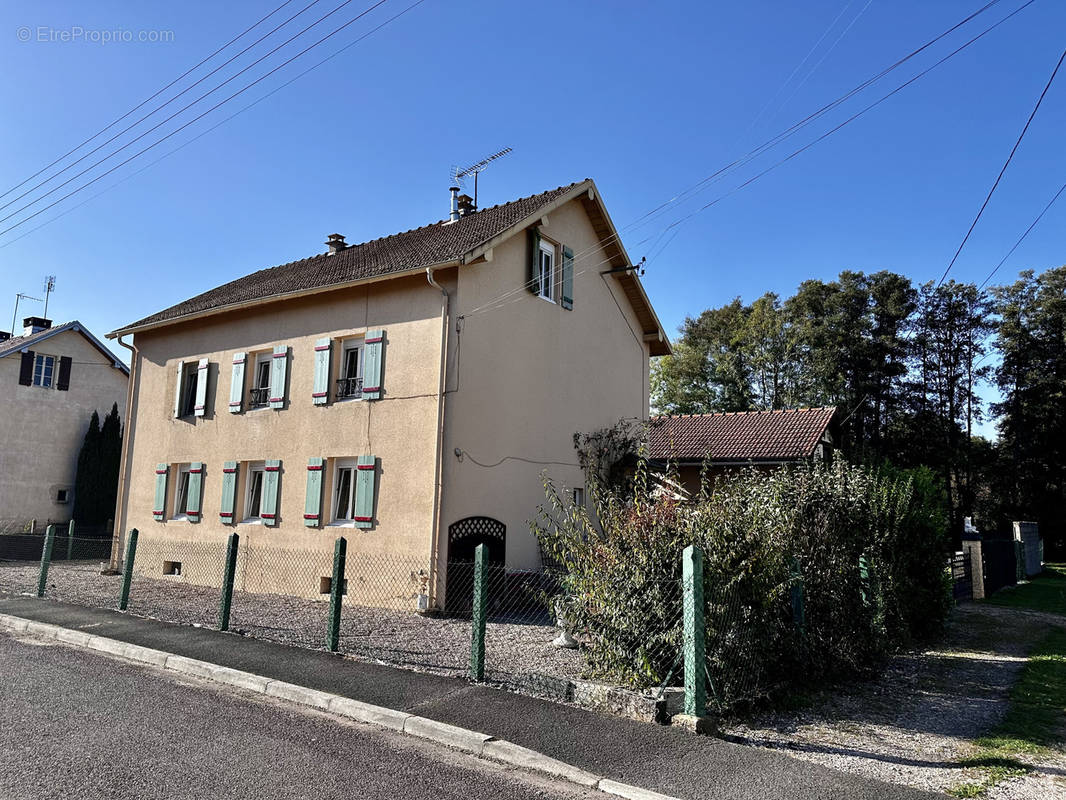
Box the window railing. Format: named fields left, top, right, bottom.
left=249, top=386, right=270, bottom=407
left=336, top=376, right=363, bottom=399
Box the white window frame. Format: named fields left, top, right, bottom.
left=33, top=353, right=56, bottom=388
left=538, top=240, right=556, bottom=301
left=330, top=458, right=359, bottom=526
left=242, top=461, right=266, bottom=524
left=172, top=464, right=192, bottom=520
left=179, top=363, right=199, bottom=417
left=250, top=353, right=272, bottom=409
left=337, top=340, right=364, bottom=402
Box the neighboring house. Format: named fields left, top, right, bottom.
left=647, top=407, right=837, bottom=497
left=108, top=180, right=669, bottom=607
left=0, top=317, right=130, bottom=526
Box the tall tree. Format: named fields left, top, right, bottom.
left=73, top=411, right=102, bottom=524
left=99, top=403, right=123, bottom=527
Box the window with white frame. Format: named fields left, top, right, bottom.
left=332, top=459, right=358, bottom=523
left=33, top=354, right=56, bottom=388
left=337, top=340, right=363, bottom=400
left=538, top=240, right=555, bottom=301
left=243, top=462, right=266, bottom=522
left=179, top=363, right=199, bottom=417
left=172, top=464, right=191, bottom=519
left=250, top=353, right=272, bottom=408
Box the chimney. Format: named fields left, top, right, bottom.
left=23, top=317, right=51, bottom=336
left=449, top=187, right=460, bottom=223
left=457, top=194, right=475, bottom=216
left=325, top=233, right=347, bottom=256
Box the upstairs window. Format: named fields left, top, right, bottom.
left=337, top=341, right=364, bottom=400
left=33, top=354, right=56, bottom=387
left=538, top=240, right=555, bottom=301
left=250, top=354, right=272, bottom=409
left=179, top=363, right=199, bottom=417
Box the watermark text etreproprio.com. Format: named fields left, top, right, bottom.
left=17, top=25, right=175, bottom=44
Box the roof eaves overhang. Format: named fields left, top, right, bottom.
left=4, top=321, right=129, bottom=375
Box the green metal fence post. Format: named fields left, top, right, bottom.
left=326, top=537, right=347, bottom=652
left=218, top=533, right=240, bottom=631
left=66, top=519, right=75, bottom=561
left=469, top=543, right=488, bottom=681
left=682, top=544, right=706, bottom=717
left=37, top=525, right=56, bottom=597
left=118, top=529, right=139, bottom=611
left=790, top=556, right=806, bottom=637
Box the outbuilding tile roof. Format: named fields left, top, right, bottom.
left=117, top=181, right=587, bottom=333
left=648, top=407, right=837, bottom=462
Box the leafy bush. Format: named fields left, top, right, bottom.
left=534, top=455, right=951, bottom=710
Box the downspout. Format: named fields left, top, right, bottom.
left=108, top=335, right=139, bottom=573
left=426, top=267, right=450, bottom=610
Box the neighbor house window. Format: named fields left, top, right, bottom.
left=180, top=363, right=199, bottom=417
left=332, top=459, right=358, bottom=523
left=244, top=462, right=266, bottom=522
left=55, top=489, right=69, bottom=504
left=33, top=354, right=56, bottom=387
left=538, top=240, right=555, bottom=301
left=337, top=341, right=363, bottom=400
left=573, top=487, right=585, bottom=507
left=250, top=354, right=271, bottom=408
left=172, top=465, right=191, bottom=519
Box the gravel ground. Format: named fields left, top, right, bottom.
left=722, top=604, right=1066, bottom=798
left=0, top=560, right=585, bottom=690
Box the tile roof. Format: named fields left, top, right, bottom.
left=0, top=320, right=129, bottom=374
left=648, top=407, right=837, bottom=462
left=117, top=181, right=588, bottom=333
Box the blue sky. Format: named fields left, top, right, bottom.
left=1, top=1, right=1063, bottom=434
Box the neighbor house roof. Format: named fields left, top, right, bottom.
left=109, top=180, right=670, bottom=354
left=0, top=320, right=130, bottom=375
left=648, top=407, right=837, bottom=463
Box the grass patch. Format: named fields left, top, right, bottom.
left=948, top=626, right=1066, bottom=796
left=985, top=564, right=1066, bottom=615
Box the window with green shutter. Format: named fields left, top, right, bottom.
left=269, top=346, right=288, bottom=410
left=153, top=464, right=168, bottom=522
left=194, top=359, right=209, bottom=417
left=312, top=339, right=331, bottom=405
left=561, top=245, right=574, bottom=309
left=172, top=361, right=185, bottom=418
left=229, top=354, right=246, bottom=413
left=304, top=457, right=324, bottom=527
left=354, top=455, right=377, bottom=529
left=261, top=459, right=281, bottom=526
left=186, top=462, right=204, bottom=520
left=362, top=332, right=385, bottom=400
left=528, top=228, right=541, bottom=295
left=220, top=461, right=238, bottom=522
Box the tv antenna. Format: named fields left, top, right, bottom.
left=452, top=147, right=512, bottom=209
left=11, top=292, right=41, bottom=337
left=43, top=275, right=56, bottom=318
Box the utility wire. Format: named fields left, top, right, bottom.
left=0, top=0, right=331, bottom=215
left=937, top=46, right=1066, bottom=287
left=0, top=0, right=394, bottom=239
left=978, top=179, right=1066, bottom=290
left=0, top=0, right=301, bottom=204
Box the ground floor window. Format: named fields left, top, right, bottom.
left=244, top=462, right=265, bottom=521
left=172, top=465, right=191, bottom=519
left=332, top=459, right=357, bottom=523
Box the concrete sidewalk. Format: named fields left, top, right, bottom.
left=0, top=597, right=937, bottom=800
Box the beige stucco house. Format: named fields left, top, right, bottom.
left=0, top=317, right=129, bottom=528
left=108, top=180, right=669, bottom=608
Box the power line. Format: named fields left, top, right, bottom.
left=0, top=0, right=396, bottom=240
left=0, top=0, right=302, bottom=204
left=937, top=46, right=1066, bottom=287
left=978, top=179, right=1066, bottom=290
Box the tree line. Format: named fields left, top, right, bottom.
left=651, top=265, right=1066, bottom=550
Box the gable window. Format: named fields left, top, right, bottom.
left=336, top=341, right=363, bottom=400
left=244, top=462, right=266, bottom=522
left=332, top=460, right=357, bottom=523
left=172, top=465, right=191, bottom=519
left=538, top=240, right=555, bottom=301
left=33, top=354, right=56, bottom=388
left=250, top=354, right=271, bottom=408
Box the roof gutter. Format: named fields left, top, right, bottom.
left=108, top=335, right=139, bottom=572
left=425, top=266, right=450, bottom=611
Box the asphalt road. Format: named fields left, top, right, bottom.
left=0, top=631, right=600, bottom=800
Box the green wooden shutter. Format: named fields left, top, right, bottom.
left=229, top=353, right=246, bottom=413
left=354, top=455, right=376, bottom=529
left=312, top=338, right=331, bottom=405
left=528, top=228, right=541, bottom=295
left=362, top=331, right=384, bottom=400
left=220, top=461, right=238, bottom=522
left=172, top=360, right=185, bottom=418
left=194, top=358, right=209, bottom=417
left=269, top=346, right=288, bottom=410
left=186, top=462, right=204, bottom=520
left=153, top=464, right=168, bottom=522
left=561, top=245, right=574, bottom=310
left=261, top=459, right=281, bottom=526
left=304, top=457, right=324, bottom=527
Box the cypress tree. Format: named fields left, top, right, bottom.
left=99, top=403, right=123, bottom=528
left=73, top=411, right=102, bottom=524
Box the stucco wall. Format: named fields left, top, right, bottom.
left=0, top=328, right=128, bottom=526
left=121, top=273, right=448, bottom=601
left=439, top=196, right=650, bottom=575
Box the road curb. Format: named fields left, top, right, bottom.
left=0, top=613, right=681, bottom=799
